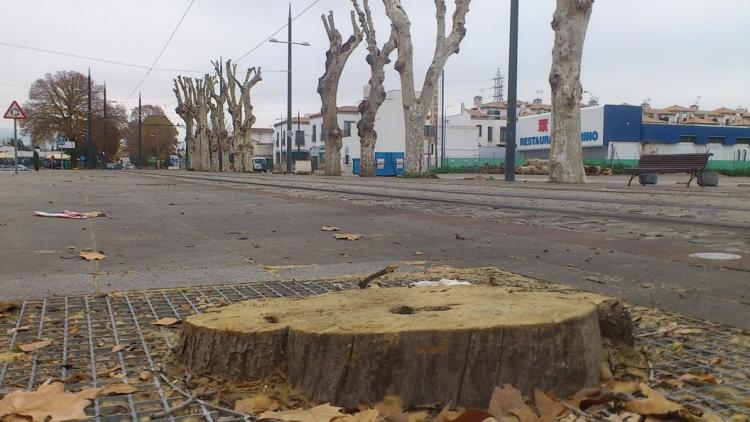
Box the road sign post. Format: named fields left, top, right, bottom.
left=4, top=100, right=28, bottom=175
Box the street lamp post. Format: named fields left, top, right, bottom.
left=505, top=0, right=519, bottom=182
left=269, top=3, right=310, bottom=174
left=102, top=83, right=107, bottom=168
left=87, top=69, right=94, bottom=169
left=138, top=93, right=142, bottom=169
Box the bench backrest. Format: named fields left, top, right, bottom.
left=636, top=153, right=711, bottom=171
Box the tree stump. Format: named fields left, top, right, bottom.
left=175, top=286, right=605, bottom=407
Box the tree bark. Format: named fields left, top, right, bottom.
left=173, top=77, right=196, bottom=170
left=318, top=10, right=363, bottom=176
left=211, top=61, right=230, bottom=172
left=548, top=0, right=593, bottom=184
left=236, top=67, right=262, bottom=172
left=384, top=0, right=471, bottom=174
left=176, top=286, right=605, bottom=407
left=352, top=0, right=396, bottom=177
left=194, top=77, right=211, bottom=171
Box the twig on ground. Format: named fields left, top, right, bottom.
left=560, top=401, right=608, bottom=422
left=157, top=373, right=253, bottom=419
left=359, top=264, right=399, bottom=289
left=150, top=393, right=199, bottom=419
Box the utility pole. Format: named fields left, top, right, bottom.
left=102, top=83, right=107, bottom=168
left=286, top=3, right=293, bottom=174
left=505, top=0, right=519, bottom=182
left=87, top=68, right=94, bottom=169
left=297, top=109, right=301, bottom=152
left=138, top=93, right=142, bottom=169
left=441, top=70, right=446, bottom=168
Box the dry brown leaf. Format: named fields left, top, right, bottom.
left=78, top=250, right=106, bottom=261
left=6, top=326, right=30, bottom=335
left=434, top=405, right=464, bottom=422
left=624, top=383, right=683, bottom=415
left=75, top=387, right=102, bottom=400
left=111, top=345, right=125, bottom=353
left=18, top=340, right=52, bottom=353
left=0, top=382, right=90, bottom=422
left=375, top=396, right=404, bottom=421
left=489, top=385, right=526, bottom=418
left=0, top=352, right=30, bottom=364
left=259, top=403, right=343, bottom=422
left=332, top=409, right=380, bottom=422
left=534, top=389, right=564, bottom=422
left=664, top=373, right=721, bottom=388
left=321, top=226, right=340, bottom=232
left=0, top=301, right=20, bottom=314
left=234, top=394, right=279, bottom=414
left=151, top=317, right=181, bottom=326
left=138, top=371, right=152, bottom=381
left=97, top=383, right=138, bottom=397
left=334, top=234, right=362, bottom=241
left=605, top=380, right=640, bottom=394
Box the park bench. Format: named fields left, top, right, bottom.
left=627, top=153, right=712, bottom=186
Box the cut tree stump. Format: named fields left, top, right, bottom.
left=175, top=286, right=605, bottom=407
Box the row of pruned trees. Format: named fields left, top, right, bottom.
left=173, top=60, right=262, bottom=172
left=319, top=0, right=595, bottom=183
left=318, top=0, right=471, bottom=176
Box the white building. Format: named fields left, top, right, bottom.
left=251, top=128, right=274, bottom=158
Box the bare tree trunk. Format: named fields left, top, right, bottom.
left=210, top=61, right=230, bottom=172
left=195, top=77, right=211, bottom=171
left=548, top=0, right=593, bottom=184
left=383, top=0, right=471, bottom=174
left=352, top=0, right=396, bottom=177
left=318, top=10, right=363, bottom=176
left=174, top=77, right=196, bottom=170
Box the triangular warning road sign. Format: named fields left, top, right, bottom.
left=3, top=100, right=27, bottom=120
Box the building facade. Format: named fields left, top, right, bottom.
left=515, top=104, right=750, bottom=170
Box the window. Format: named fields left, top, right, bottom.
left=499, top=127, right=509, bottom=144
left=708, top=136, right=725, bottom=144
left=312, top=125, right=317, bottom=143
left=295, top=130, right=305, bottom=147
left=343, top=121, right=355, bottom=137
left=488, top=126, right=494, bottom=142
left=477, top=125, right=482, bottom=137
left=423, top=125, right=437, bottom=137
left=344, top=147, right=350, bottom=165
left=680, top=135, right=697, bottom=143
left=737, top=137, right=750, bottom=145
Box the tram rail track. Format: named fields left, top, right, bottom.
left=132, top=171, right=750, bottom=232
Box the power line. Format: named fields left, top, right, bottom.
left=235, top=0, right=321, bottom=63
left=125, top=0, right=197, bottom=101
left=0, top=41, right=207, bottom=74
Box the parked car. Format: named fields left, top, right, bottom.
left=124, top=163, right=137, bottom=170
left=252, top=157, right=269, bottom=172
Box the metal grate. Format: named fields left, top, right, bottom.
left=1, top=281, right=747, bottom=421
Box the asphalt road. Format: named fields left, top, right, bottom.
left=1, top=170, right=748, bottom=329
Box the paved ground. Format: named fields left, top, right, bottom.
left=1, top=170, right=748, bottom=329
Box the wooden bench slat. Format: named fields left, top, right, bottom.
left=627, top=153, right=711, bottom=186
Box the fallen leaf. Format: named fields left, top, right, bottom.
left=434, top=404, right=463, bottom=422
left=624, top=384, right=683, bottom=415
left=19, top=339, right=52, bottom=353
left=605, top=380, right=640, bottom=394
left=334, top=234, right=362, bottom=241
left=374, top=396, right=404, bottom=420
left=151, top=317, right=181, bottom=326
left=534, top=389, right=564, bottom=422
left=0, top=352, right=30, bottom=364
left=75, top=387, right=102, bottom=400
left=321, top=226, right=340, bottom=232
left=97, top=383, right=138, bottom=397
left=111, top=345, right=125, bottom=353
left=332, top=409, right=380, bottom=422
left=0, top=382, right=90, bottom=422
left=6, top=326, right=30, bottom=335
left=235, top=394, right=279, bottom=414
left=260, top=403, right=343, bottom=422
left=489, top=385, right=538, bottom=422
left=79, top=250, right=106, bottom=261
left=138, top=371, right=152, bottom=381
left=665, top=373, right=721, bottom=388
left=0, top=301, right=20, bottom=314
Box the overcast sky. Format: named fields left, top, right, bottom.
left=1, top=0, right=748, bottom=141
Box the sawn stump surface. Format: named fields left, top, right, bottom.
left=176, top=286, right=605, bottom=407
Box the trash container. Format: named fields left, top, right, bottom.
left=639, top=173, right=657, bottom=185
